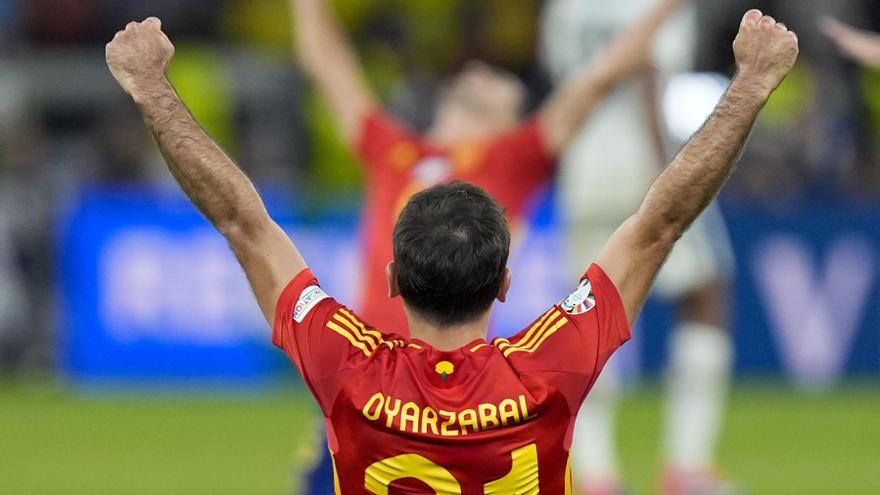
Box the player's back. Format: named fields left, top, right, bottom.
left=331, top=332, right=572, bottom=493
left=273, top=265, right=630, bottom=494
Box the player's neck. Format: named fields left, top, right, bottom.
left=404, top=310, right=490, bottom=352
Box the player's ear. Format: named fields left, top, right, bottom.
left=496, top=267, right=512, bottom=303
left=386, top=261, right=400, bottom=298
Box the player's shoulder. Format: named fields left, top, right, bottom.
left=487, top=264, right=620, bottom=359
left=276, top=270, right=336, bottom=323
left=489, top=305, right=575, bottom=360
left=325, top=305, right=415, bottom=356
left=362, top=108, right=421, bottom=144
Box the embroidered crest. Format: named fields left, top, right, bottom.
left=435, top=361, right=455, bottom=382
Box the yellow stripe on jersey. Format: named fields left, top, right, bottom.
left=469, top=343, right=489, bottom=352
left=492, top=308, right=555, bottom=353
left=331, top=452, right=341, bottom=495
left=326, top=321, right=372, bottom=357
left=506, top=309, right=560, bottom=355
left=514, top=309, right=555, bottom=347
left=339, top=308, right=384, bottom=342
left=502, top=311, right=569, bottom=357
left=503, top=316, right=568, bottom=357
left=565, top=454, right=572, bottom=495
left=492, top=309, right=553, bottom=357
left=504, top=318, right=568, bottom=357
left=530, top=316, right=569, bottom=351
left=332, top=313, right=381, bottom=349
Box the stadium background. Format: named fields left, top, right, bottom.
left=1, top=0, right=879, bottom=493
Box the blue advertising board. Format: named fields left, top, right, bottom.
left=57, top=187, right=357, bottom=385
left=723, top=204, right=880, bottom=387
left=56, top=187, right=880, bottom=388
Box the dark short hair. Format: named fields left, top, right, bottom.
left=393, top=181, right=511, bottom=326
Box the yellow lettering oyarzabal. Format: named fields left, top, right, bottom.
left=361, top=393, right=536, bottom=437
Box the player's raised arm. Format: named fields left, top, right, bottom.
left=596, top=10, right=799, bottom=323
left=290, top=0, right=377, bottom=144
left=821, top=17, right=880, bottom=68
left=537, top=0, right=684, bottom=153
left=105, top=18, right=306, bottom=325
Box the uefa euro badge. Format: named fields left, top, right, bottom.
left=560, top=279, right=596, bottom=316
left=435, top=361, right=455, bottom=382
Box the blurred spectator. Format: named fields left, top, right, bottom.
left=0, top=73, right=39, bottom=372
left=0, top=154, right=29, bottom=372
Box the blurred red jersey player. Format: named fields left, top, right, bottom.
left=290, top=0, right=683, bottom=334
left=354, top=111, right=552, bottom=332
left=290, top=0, right=689, bottom=490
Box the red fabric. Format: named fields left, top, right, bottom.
left=272, top=264, right=630, bottom=494
left=353, top=110, right=555, bottom=335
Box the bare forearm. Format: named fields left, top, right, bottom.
left=108, top=18, right=307, bottom=326
left=290, top=0, right=374, bottom=141
left=638, top=77, right=766, bottom=238
left=539, top=66, right=616, bottom=152
left=539, top=0, right=684, bottom=152
left=294, top=0, right=355, bottom=70
left=596, top=10, right=798, bottom=323
left=134, top=80, right=267, bottom=235
left=597, top=76, right=767, bottom=322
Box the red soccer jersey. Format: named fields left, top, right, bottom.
left=354, top=111, right=555, bottom=335
left=273, top=264, right=630, bottom=494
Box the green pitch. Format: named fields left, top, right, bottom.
left=1, top=381, right=878, bottom=494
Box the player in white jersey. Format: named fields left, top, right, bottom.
left=541, top=1, right=736, bottom=494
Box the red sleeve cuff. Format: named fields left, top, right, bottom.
left=272, top=268, right=318, bottom=349
left=586, top=263, right=632, bottom=345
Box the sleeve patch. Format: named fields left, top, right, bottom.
left=293, top=285, right=329, bottom=323
left=560, top=279, right=596, bottom=315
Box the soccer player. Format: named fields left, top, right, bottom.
left=540, top=1, right=735, bottom=493
left=105, top=9, right=798, bottom=494
left=293, top=1, right=683, bottom=488
left=822, top=17, right=880, bottom=68
left=289, top=0, right=685, bottom=336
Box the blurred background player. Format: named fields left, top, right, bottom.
left=541, top=1, right=736, bottom=494
left=289, top=0, right=684, bottom=491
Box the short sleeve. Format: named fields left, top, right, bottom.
left=354, top=109, right=415, bottom=172
left=273, top=269, right=383, bottom=414
left=497, top=264, right=630, bottom=412
left=562, top=264, right=631, bottom=349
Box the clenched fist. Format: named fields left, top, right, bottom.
left=733, top=10, right=799, bottom=96
left=106, top=17, right=175, bottom=102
